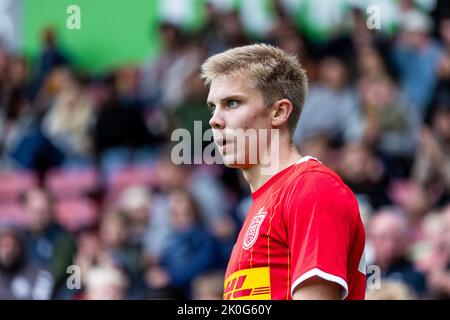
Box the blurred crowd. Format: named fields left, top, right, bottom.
left=1, top=0, right=450, bottom=300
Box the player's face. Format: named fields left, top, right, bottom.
left=207, top=74, right=273, bottom=169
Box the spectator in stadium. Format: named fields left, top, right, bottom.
left=41, top=72, right=94, bottom=166
left=0, top=46, right=8, bottom=85
left=293, top=55, right=363, bottom=146
left=152, top=152, right=233, bottom=236
left=33, top=27, right=70, bottom=98
left=439, top=16, right=450, bottom=52
left=0, top=225, right=54, bottom=299
left=338, top=143, right=391, bottom=210
left=7, top=55, right=30, bottom=94
left=392, top=9, right=443, bottom=117
left=139, top=22, right=186, bottom=107
left=269, top=22, right=318, bottom=84
left=82, top=265, right=128, bottom=300
left=390, top=180, right=437, bottom=242
left=21, top=187, right=76, bottom=298
left=3, top=69, right=69, bottom=173
left=114, top=66, right=142, bottom=108
left=137, top=155, right=236, bottom=267
left=357, top=47, right=390, bottom=80
left=145, top=188, right=218, bottom=298
left=92, top=72, right=158, bottom=166
left=171, top=65, right=211, bottom=161
left=358, top=74, right=421, bottom=177
left=367, top=208, right=428, bottom=297
left=72, top=212, right=144, bottom=299
left=416, top=205, right=450, bottom=299
left=413, top=93, right=450, bottom=198
left=72, top=227, right=101, bottom=289
left=118, top=185, right=153, bottom=246
left=199, top=3, right=247, bottom=57
left=191, top=270, right=225, bottom=300
left=98, top=210, right=143, bottom=290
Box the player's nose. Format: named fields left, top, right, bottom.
left=209, top=109, right=225, bottom=129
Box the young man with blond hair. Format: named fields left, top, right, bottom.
left=201, top=44, right=366, bottom=300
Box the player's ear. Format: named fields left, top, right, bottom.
left=271, top=99, right=293, bottom=128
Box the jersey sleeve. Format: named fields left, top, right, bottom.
left=283, top=171, right=359, bottom=299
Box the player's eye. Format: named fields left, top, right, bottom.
left=207, top=104, right=216, bottom=114
left=227, top=100, right=239, bottom=109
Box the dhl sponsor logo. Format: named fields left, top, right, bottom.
left=223, top=267, right=271, bottom=300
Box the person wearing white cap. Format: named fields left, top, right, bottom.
left=393, top=9, right=444, bottom=118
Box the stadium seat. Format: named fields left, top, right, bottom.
left=54, top=198, right=99, bottom=232
left=45, top=167, right=100, bottom=199
left=0, top=170, right=38, bottom=203
left=106, top=165, right=154, bottom=195
left=0, top=202, right=28, bottom=226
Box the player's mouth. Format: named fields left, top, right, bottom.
left=215, top=139, right=233, bottom=151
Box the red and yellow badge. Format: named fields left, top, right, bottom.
left=243, top=207, right=267, bottom=250
left=224, top=267, right=271, bottom=300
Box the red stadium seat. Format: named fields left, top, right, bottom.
left=45, top=167, right=100, bottom=199
left=106, top=165, right=154, bottom=197
left=0, top=202, right=28, bottom=226
left=54, top=198, right=99, bottom=232
left=0, top=170, right=38, bottom=203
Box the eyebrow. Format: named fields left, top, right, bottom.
left=207, top=95, right=245, bottom=107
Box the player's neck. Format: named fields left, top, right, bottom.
left=242, top=143, right=302, bottom=193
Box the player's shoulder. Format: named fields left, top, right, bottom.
left=286, top=157, right=356, bottom=200
left=282, top=157, right=361, bottom=220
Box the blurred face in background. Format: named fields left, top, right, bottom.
left=439, top=207, right=450, bottom=255
left=275, top=30, right=304, bottom=57
left=115, top=67, right=139, bottom=99
left=339, top=143, right=382, bottom=185
left=357, top=48, right=386, bottom=79
left=119, top=186, right=152, bottom=232
left=438, top=54, right=450, bottom=79
left=154, top=158, right=188, bottom=191
left=85, top=266, right=127, bottom=300
left=298, top=135, right=331, bottom=165
left=340, top=144, right=367, bottom=184
left=192, top=272, right=225, bottom=300
left=44, top=67, right=74, bottom=97
left=8, top=56, right=28, bottom=88
left=402, top=30, right=428, bottom=49
left=169, top=190, right=200, bottom=232
left=219, top=11, right=245, bottom=44
left=0, top=230, right=22, bottom=271
left=389, top=181, right=431, bottom=223
left=359, top=76, right=395, bottom=108
left=159, top=23, right=182, bottom=50
left=368, top=212, right=410, bottom=269
left=0, top=49, right=8, bottom=82
left=432, top=107, right=450, bottom=141
left=99, top=212, right=129, bottom=248
left=25, top=189, right=53, bottom=233
left=440, top=18, right=450, bottom=47
left=56, top=79, right=82, bottom=110
left=318, top=57, right=348, bottom=90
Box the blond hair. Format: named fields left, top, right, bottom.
left=201, top=43, right=308, bottom=135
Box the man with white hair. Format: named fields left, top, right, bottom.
left=84, top=266, right=128, bottom=300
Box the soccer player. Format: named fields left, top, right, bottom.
left=201, top=44, right=366, bottom=300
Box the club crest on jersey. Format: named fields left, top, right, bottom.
left=243, top=208, right=267, bottom=250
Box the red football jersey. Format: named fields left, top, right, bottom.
left=224, top=157, right=366, bottom=300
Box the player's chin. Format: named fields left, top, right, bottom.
left=222, top=154, right=252, bottom=169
